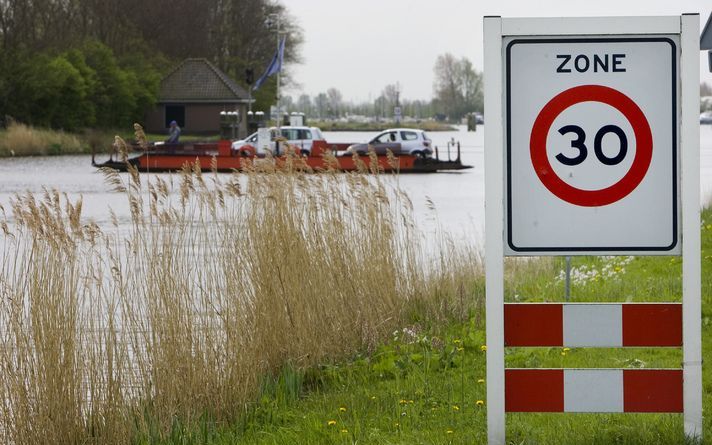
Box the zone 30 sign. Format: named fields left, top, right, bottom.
left=506, top=37, right=679, bottom=254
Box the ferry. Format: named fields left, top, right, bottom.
left=92, top=137, right=472, bottom=174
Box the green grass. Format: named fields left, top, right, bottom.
left=146, top=206, right=712, bottom=444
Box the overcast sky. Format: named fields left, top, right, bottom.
left=278, top=0, right=712, bottom=102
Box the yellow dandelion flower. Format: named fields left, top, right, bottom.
left=453, top=339, right=462, bottom=344
left=563, top=347, right=571, bottom=352
left=399, top=399, right=408, bottom=405
left=476, top=400, right=485, bottom=406
left=452, top=405, right=460, bottom=411
left=446, top=429, right=454, bottom=434
left=457, top=347, right=464, bottom=352
left=327, top=420, right=337, bottom=426
left=480, top=345, right=487, bottom=352
left=371, top=396, right=376, bottom=400
left=477, top=378, right=485, bottom=384
left=340, top=429, right=348, bottom=433
left=339, top=406, right=347, bottom=412
left=394, top=422, right=400, bottom=427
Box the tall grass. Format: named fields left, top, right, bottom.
left=0, top=120, right=86, bottom=156
left=0, top=155, right=481, bottom=443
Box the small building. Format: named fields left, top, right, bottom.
left=144, top=58, right=251, bottom=137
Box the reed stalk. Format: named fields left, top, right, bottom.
left=0, top=157, right=482, bottom=443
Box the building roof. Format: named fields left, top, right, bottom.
left=159, top=58, right=250, bottom=103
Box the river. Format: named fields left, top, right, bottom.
left=0, top=124, right=711, bottom=248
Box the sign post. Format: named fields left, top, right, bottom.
left=484, top=15, right=701, bottom=444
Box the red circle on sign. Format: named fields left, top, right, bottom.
left=529, top=85, right=653, bottom=207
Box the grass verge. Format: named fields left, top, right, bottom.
left=163, top=206, right=711, bottom=445
left=0, top=121, right=219, bottom=157
left=0, top=121, right=87, bottom=156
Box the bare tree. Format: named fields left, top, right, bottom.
left=314, top=92, right=328, bottom=119
left=702, top=82, right=712, bottom=97
left=432, top=53, right=483, bottom=120
left=326, top=87, right=342, bottom=118
left=296, top=93, right=312, bottom=114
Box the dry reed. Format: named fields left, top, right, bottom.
left=0, top=120, right=85, bottom=156
left=0, top=158, right=482, bottom=444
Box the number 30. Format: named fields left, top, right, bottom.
left=556, top=124, right=628, bottom=166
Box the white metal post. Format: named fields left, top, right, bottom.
left=484, top=16, right=505, bottom=445
left=680, top=13, right=702, bottom=441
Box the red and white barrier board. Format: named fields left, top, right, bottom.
left=505, top=369, right=683, bottom=413
left=504, top=303, right=681, bottom=347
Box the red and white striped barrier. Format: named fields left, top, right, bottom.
left=504, top=303, right=681, bottom=347
left=505, top=369, right=683, bottom=413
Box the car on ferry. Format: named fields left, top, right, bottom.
left=231, top=126, right=325, bottom=155
left=346, top=128, right=433, bottom=157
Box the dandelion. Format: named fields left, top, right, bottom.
left=476, top=400, right=485, bottom=406
left=452, top=405, right=460, bottom=411
left=371, top=396, right=376, bottom=400
left=446, top=430, right=454, bottom=434
left=453, top=339, right=462, bottom=344
left=339, top=406, right=347, bottom=412
left=341, top=429, right=349, bottom=433
left=477, top=378, right=485, bottom=384
left=457, top=347, right=464, bottom=352
left=394, top=422, right=400, bottom=427
left=480, top=345, right=487, bottom=352
left=399, top=399, right=408, bottom=405
left=328, top=420, right=337, bottom=426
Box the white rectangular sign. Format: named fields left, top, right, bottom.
left=506, top=37, right=680, bottom=255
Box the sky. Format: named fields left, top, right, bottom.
left=278, top=0, right=712, bottom=103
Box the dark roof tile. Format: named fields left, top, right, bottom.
left=159, top=58, right=249, bottom=101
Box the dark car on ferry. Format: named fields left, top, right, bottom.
left=346, top=129, right=433, bottom=157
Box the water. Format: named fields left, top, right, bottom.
left=1, top=125, right=711, bottom=247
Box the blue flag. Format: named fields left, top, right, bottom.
left=253, top=36, right=285, bottom=91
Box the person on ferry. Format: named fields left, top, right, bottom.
left=166, top=120, right=181, bottom=143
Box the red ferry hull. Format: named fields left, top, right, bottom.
left=92, top=140, right=472, bottom=173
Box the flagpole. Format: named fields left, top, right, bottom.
left=276, top=14, right=281, bottom=154
left=255, top=14, right=285, bottom=154
left=266, top=13, right=283, bottom=155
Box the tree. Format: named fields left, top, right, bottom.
left=326, top=88, right=343, bottom=118
left=296, top=94, right=312, bottom=115
left=314, top=93, right=328, bottom=119
left=702, top=82, right=712, bottom=97
left=432, top=53, right=483, bottom=121
left=0, top=0, right=304, bottom=128
left=379, top=84, right=400, bottom=118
